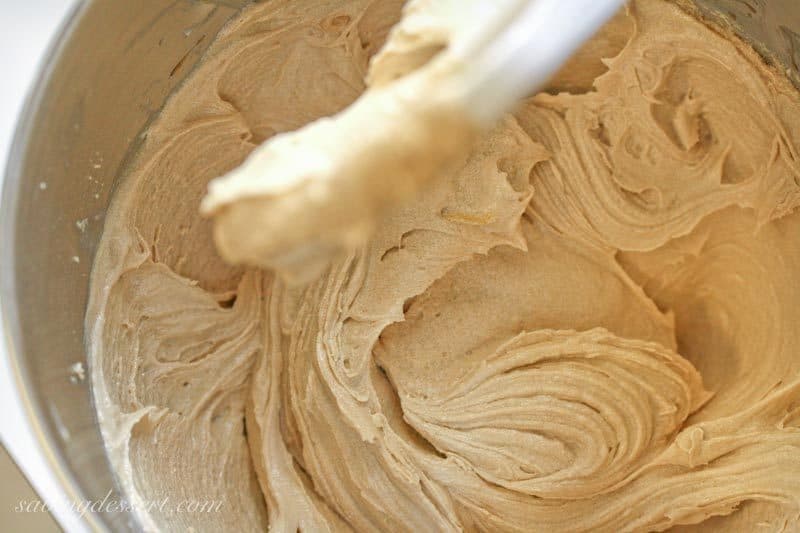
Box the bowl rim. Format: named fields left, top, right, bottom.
left=0, top=1, right=109, bottom=531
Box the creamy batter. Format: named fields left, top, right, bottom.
left=88, top=0, right=800, bottom=531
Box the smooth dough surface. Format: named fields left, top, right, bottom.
left=88, top=0, right=800, bottom=531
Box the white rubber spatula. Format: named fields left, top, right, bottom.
left=456, top=0, right=627, bottom=125
left=203, top=0, right=627, bottom=281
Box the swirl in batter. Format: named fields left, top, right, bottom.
left=88, top=0, right=800, bottom=530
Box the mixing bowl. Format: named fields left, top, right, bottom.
left=1, top=0, right=798, bottom=530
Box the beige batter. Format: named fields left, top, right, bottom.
left=88, top=0, right=800, bottom=531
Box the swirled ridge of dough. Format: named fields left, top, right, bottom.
left=88, top=0, right=800, bottom=531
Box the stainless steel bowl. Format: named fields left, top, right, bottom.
left=1, top=0, right=798, bottom=530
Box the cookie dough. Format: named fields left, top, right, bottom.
left=88, top=0, right=800, bottom=531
